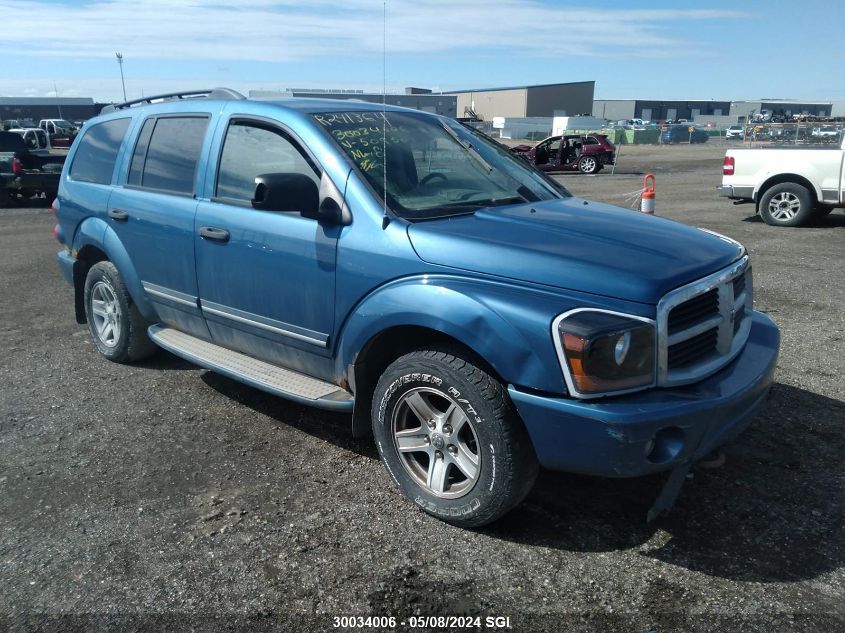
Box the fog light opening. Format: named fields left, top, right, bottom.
left=646, top=426, right=685, bottom=464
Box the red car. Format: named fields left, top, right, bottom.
left=510, top=134, right=615, bottom=174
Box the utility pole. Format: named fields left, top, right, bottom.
left=53, top=80, right=63, bottom=118
left=115, top=52, right=127, bottom=101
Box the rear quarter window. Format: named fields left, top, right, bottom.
left=69, top=118, right=131, bottom=185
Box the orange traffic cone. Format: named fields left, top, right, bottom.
left=641, top=174, right=655, bottom=214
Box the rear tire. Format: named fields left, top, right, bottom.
left=372, top=348, right=538, bottom=527
left=759, top=182, right=814, bottom=227
left=84, top=261, right=156, bottom=363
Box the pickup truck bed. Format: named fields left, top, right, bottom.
left=0, top=131, right=65, bottom=206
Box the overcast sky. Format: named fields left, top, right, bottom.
left=1, top=0, right=841, bottom=103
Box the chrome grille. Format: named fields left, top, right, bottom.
left=667, top=288, right=718, bottom=335
left=668, top=326, right=718, bottom=368
left=657, top=257, right=752, bottom=387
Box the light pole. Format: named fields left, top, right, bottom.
left=115, top=52, right=127, bottom=101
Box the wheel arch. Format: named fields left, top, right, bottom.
left=70, top=219, right=156, bottom=322
left=337, top=278, right=564, bottom=438
left=754, top=173, right=820, bottom=206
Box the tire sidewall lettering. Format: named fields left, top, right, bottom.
left=376, top=369, right=498, bottom=516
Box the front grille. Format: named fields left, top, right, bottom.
left=732, top=272, right=746, bottom=298
left=668, top=327, right=718, bottom=367
left=668, top=288, right=718, bottom=335
left=658, top=257, right=752, bottom=386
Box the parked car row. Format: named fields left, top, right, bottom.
left=660, top=125, right=709, bottom=144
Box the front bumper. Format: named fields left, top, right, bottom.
left=717, top=184, right=754, bottom=199
left=509, top=310, right=779, bottom=477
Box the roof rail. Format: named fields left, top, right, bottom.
left=100, top=87, right=246, bottom=114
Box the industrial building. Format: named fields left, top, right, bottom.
left=249, top=88, right=457, bottom=117
left=0, top=97, right=103, bottom=124
left=444, top=81, right=595, bottom=121
left=592, top=99, right=731, bottom=122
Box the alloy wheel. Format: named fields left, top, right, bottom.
left=391, top=387, right=481, bottom=499
left=768, top=192, right=801, bottom=221
left=90, top=281, right=122, bottom=347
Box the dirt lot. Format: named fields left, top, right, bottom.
left=1, top=143, right=843, bottom=632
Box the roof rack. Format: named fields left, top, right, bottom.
left=100, top=88, right=246, bottom=114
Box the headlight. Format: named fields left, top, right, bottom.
left=553, top=309, right=656, bottom=398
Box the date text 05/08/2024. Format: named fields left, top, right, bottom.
left=332, top=615, right=513, bottom=629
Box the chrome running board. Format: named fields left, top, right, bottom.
left=148, top=325, right=353, bottom=412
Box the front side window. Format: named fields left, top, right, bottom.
left=138, top=116, right=209, bottom=195
left=312, top=111, right=569, bottom=220
left=69, top=118, right=131, bottom=185
left=216, top=122, right=319, bottom=203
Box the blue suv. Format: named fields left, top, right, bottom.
left=54, top=89, right=779, bottom=527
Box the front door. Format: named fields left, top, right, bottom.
left=533, top=137, right=561, bottom=171
left=194, top=117, right=339, bottom=378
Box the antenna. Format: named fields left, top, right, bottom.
left=53, top=80, right=63, bottom=118
left=382, top=0, right=389, bottom=229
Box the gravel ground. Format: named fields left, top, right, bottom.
left=0, top=143, right=843, bottom=632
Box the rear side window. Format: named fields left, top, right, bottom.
left=133, top=116, right=209, bottom=195
left=69, top=118, right=130, bottom=184
left=215, top=122, right=319, bottom=203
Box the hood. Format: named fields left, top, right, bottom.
left=407, top=198, right=744, bottom=304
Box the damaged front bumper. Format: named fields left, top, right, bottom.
left=508, top=310, right=779, bottom=478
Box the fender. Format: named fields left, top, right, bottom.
left=336, top=274, right=571, bottom=395
left=72, top=217, right=156, bottom=321
left=753, top=167, right=825, bottom=202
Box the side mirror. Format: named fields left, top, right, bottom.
left=305, top=197, right=344, bottom=225
left=252, top=173, right=319, bottom=215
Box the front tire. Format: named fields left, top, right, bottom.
left=759, top=182, right=814, bottom=227
left=84, top=261, right=156, bottom=363
left=372, top=348, right=538, bottom=528
left=578, top=155, right=599, bottom=174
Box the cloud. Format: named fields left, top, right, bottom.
left=0, top=0, right=739, bottom=62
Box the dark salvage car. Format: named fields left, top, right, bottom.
left=510, top=134, right=616, bottom=174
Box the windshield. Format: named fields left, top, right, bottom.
left=312, top=111, right=569, bottom=220
left=53, top=120, right=74, bottom=128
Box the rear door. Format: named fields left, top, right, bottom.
left=194, top=116, right=339, bottom=377
left=107, top=114, right=211, bottom=338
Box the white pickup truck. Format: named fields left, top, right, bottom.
left=717, top=132, right=845, bottom=226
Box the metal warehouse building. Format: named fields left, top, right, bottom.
left=250, top=88, right=457, bottom=117
left=0, top=97, right=103, bottom=123
left=445, top=81, right=595, bottom=121
left=592, top=99, right=731, bottom=122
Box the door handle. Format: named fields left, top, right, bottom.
left=199, top=226, right=230, bottom=243
left=107, top=208, right=128, bottom=221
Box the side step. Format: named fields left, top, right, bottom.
left=148, top=325, right=354, bottom=412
